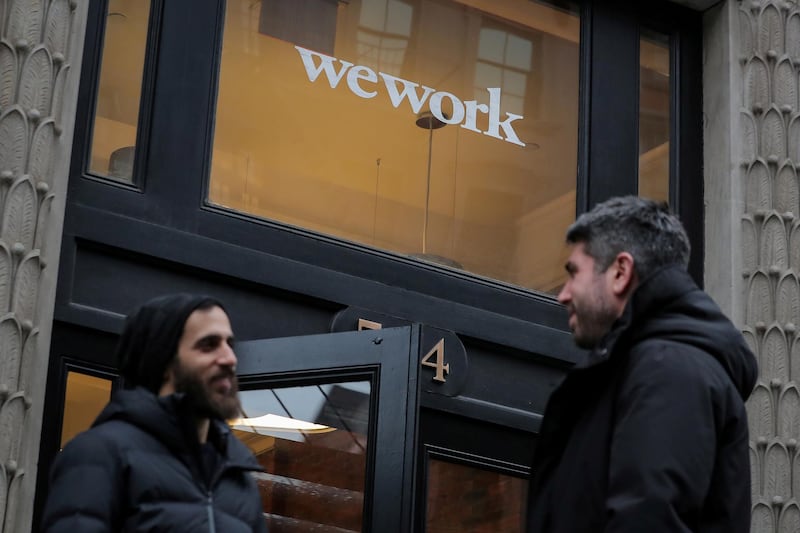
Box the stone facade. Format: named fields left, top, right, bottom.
left=0, top=0, right=86, bottom=531
left=706, top=1, right=800, bottom=531
left=722, top=1, right=800, bottom=531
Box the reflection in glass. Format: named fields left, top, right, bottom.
left=357, top=0, right=413, bottom=76
left=60, top=372, right=112, bottom=448
left=211, top=0, right=580, bottom=293
left=426, top=459, right=527, bottom=532
left=475, top=28, right=532, bottom=116
left=235, top=381, right=371, bottom=532
left=88, top=0, right=151, bottom=182
left=639, top=30, right=670, bottom=202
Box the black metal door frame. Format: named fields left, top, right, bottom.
left=236, top=326, right=421, bottom=532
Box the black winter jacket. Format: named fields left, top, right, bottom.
left=41, top=387, right=267, bottom=532
left=527, top=266, right=758, bottom=533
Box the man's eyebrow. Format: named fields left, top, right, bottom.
left=193, top=333, right=230, bottom=346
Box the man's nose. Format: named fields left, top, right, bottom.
left=218, top=344, right=237, bottom=367
left=557, top=284, right=570, bottom=305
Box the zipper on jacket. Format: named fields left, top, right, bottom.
left=207, top=492, right=216, bottom=533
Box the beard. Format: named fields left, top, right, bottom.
left=570, top=284, right=618, bottom=350
left=172, top=363, right=241, bottom=421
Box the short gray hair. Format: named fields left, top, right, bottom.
left=566, top=196, right=690, bottom=279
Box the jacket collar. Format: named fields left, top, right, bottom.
left=580, top=265, right=695, bottom=368
left=95, top=387, right=259, bottom=467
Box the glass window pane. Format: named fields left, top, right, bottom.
left=360, top=0, right=387, bottom=29
left=386, top=1, right=413, bottom=36
left=639, top=30, right=670, bottom=202
left=88, top=0, right=151, bottom=183
left=210, top=0, right=580, bottom=294
left=426, top=458, right=527, bottom=532
left=60, top=371, right=113, bottom=448
left=474, top=62, right=503, bottom=88
left=505, top=34, right=532, bottom=70
left=478, top=28, right=506, bottom=63
left=504, top=70, right=527, bottom=97
left=235, top=381, right=371, bottom=531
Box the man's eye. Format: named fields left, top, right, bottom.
left=198, top=338, right=219, bottom=351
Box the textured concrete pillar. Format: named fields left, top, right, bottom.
left=705, top=0, right=746, bottom=323
left=0, top=0, right=87, bottom=531
left=705, top=0, right=800, bottom=531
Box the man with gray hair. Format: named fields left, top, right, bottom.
left=526, top=196, right=757, bottom=532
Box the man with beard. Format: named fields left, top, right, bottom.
left=41, top=294, right=268, bottom=532
left=526, top=197, right=758, bottom=533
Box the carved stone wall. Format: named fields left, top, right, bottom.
left=0, top=0, right=86, bottom=531
left=737, top=0, right=800, bottom=531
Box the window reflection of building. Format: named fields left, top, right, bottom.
left=237, top=384, right=370, bottom=450
left=357, top=0, right=414, bottom=76
left=474, top=27, right=532, bottom=117
left=86, top=0, right=582, bottom=293
left=259, top=0, right=339, bottom=55
left=212, top=0, right=581, bottom=292
left=426, top=459, right=527, bottom=532
left=235, top=384, right=370, bottom=531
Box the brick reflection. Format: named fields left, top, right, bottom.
left=426, top=459, right=527, bottom=533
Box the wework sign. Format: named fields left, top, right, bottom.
left=295, top=46, right=526, bottom=147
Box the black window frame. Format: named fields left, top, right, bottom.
left=34, top=324, right=121, bottom=528
left=60, top=0, right=703, bottom=360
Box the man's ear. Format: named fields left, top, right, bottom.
left=610, top=252, right=636, bottom=297
left=158, top=361, right=177, bottom=397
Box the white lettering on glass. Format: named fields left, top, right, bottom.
left=295, top=46, right=525, bottom=147
left=295, top=46, right=352, bottom=88
left=429, top=91, right=464, bottom=125
left=347, top=65, right=378, bottom=99
left=378, top=72, right=436, bottom=114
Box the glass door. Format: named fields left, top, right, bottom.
left=234, top=326, right=420, bottom=532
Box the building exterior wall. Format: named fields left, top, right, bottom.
left=0, top=0, right=87, bottom=531
left=1, top=0, right=788, bottom=532
left=705, top=1, right=800, bottom=531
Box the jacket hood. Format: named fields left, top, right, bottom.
left=92, top=387, right=258, bottom=467
left=115, top=294, right=225, bottom=394
left=614, top=266, right=758, bottom=400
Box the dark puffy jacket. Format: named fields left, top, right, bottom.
left=41, top=387, right=267, bottom=532
left=527, top=266, right=758, bottom=533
